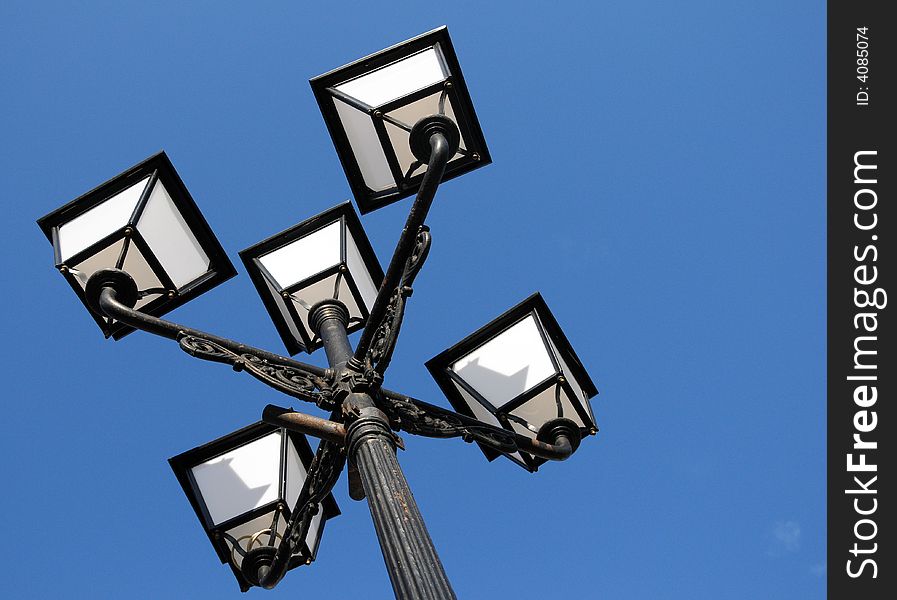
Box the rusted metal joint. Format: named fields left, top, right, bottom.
left=262, top=404, right=347, bottom=445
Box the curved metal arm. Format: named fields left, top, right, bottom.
left=96, top=284, right=336, bottom=408
left=257, top=439, right=345, bottom=589
left=377, top=389, right=579, bottom=462
left=353, top=129, right=453, bottom=368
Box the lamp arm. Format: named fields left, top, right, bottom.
left=95, top=282, right=338, bottom=409
left=353, top=124, right=454, bottom=369
left=257, top=439, right=346, bottom=589
left=377, top=389, right=579, bottom=462
left=356, top=226, right=431, bottom=379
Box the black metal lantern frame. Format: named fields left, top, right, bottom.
left=311, top=26, right=491, bottom=214
left=36, top=151, right=236, bottom=339
left=169, top=421, right=340, bottom=592
left=426, top=293, right=599, bottom=471
left=239, top=202, right=384, bottom=355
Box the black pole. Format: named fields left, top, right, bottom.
left=309, top=300, right=457, bottom=600
left=308, top=300, right=354, bottom=369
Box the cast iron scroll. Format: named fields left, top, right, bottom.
left=378, top=391, right=518, bottom=455
left=178, top=334, right=336, bottom=410
left=362, top=227, right=431, bottom=377
left=259, top=439, right=346, bottom=588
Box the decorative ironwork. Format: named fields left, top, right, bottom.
left=404, top=227, right=431, bottom=285
left=285, top=440, right=345, bottom=551
left=260, top=440, right=346, bottom=587
left=363, top=227, right=431, bottom=376
left=379, top=392, right=519, bottom=455
left=178, top=335, right=336, bottom=409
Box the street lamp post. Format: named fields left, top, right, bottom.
left=308, top=298, right=455, bottom=599
left=37, top=26, right=599, bottom=599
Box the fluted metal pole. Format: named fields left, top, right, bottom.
left=309, top=300, right=456, bottom=600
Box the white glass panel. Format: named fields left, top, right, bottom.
left=137, top=181, right=210, bottom=289
left=384, top=121, right=418, bottom=180
left=120, top=244, right=163, bottom=307
left=305, top=509, right=324, bottom=557
left=334, top=274, right=363, bottom=323
left=262, top=269, right=304, bottom=347
left=452, top=315, right=557, bottom=408
left=259, top=221, right=341, bottom=289
left=276, top=439, right=324, bottom=557
left=509, top=419, right=536, bottom=440
left=451, top=380, right=499, bottom=425
left=335, top=47, right=448, bottom=108
left=344, top=229, right=379, bottom=310
left=559, top=388, right=588, bottom=428
left=510, top=452, right=529, bottom=469
left=289, top=272, right=362, bottom=340
left=506, top=421, right=535, bottom=465
left=70, top=239, right=163, bottom=310
left=507, top=452, right=527, bottom=467
left=191, top=432, right=283, bottom=526
left=58, top=177, right=149, bottom=261
left=453, top=382, right=527, bottom=468
left=508, top=385, right=587, bottom=432
left=333, top=99, right=394, bottom=192
left=285, top=437, right=307, bottom=511
left=545, top=325, right=595, bottom=424
left=384, top=93, right=467, bottom=179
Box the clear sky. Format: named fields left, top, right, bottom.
left=1, top=1, right=825, bottom=598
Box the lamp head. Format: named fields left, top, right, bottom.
left=169, top=422, right=340, bottom=591
left=239, top=203, right=382, bottom=355
left=37, top=151, right=235, bottom=339
left=310, top=26, right=490, bottom=213
left=427, top=293, right=598, bottom=472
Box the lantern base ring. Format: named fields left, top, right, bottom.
left=409, top=114, right=460, bottom=163
left=537, top=418, right=582, bottom=456
left=85, top=268, right=139, bottom=316
left=308, top=298, right=350, bottom=333
left=241, top=545, right=278, bottom=588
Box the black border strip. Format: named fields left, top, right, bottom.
left=828, top=3, right=893, bottom=596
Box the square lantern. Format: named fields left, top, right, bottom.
left=426, top=293, right=598, bottom=472
left=311, top=26, right=491, bottom=214
left=239, top=202, right=383, bottom=355
left=169, top=422, right=340, bottom=592
left=36, top=151, right=236, bottom=339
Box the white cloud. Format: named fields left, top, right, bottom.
left=767, top=520, right=801, bottom=556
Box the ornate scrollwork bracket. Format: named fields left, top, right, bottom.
left=281, top=439, right=344, bottom=552
left=253, top=439, right=346, bottom=588
left=378, top=392, right=519, bottom=455
left=361, top=227, right=431, bottom=377
left=178, top=334, right=337, bottom=410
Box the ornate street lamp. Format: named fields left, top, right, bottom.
left=169, top=422, right=339, bottom=591
left=239, top=202, right=383, bottom=355
left=35, top=151, right=235, bottom=338
left=427, top=293, right=598, bottom=472
left=36, top=26, right=599, bottom=600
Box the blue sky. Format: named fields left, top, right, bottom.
left=1, top=1, right=825, bottom=598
